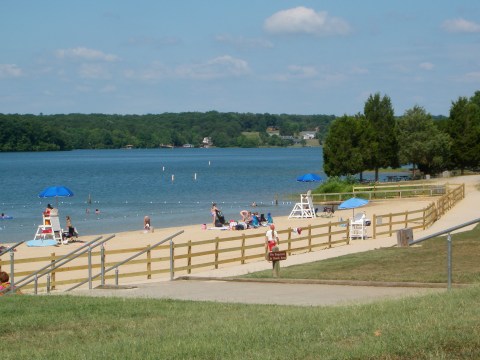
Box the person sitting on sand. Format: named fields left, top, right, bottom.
left=240, top=210, right=250, bottom=222
left=144, top=216, right=153, bottom=232
left=211, top=203, right=220, bottom=226
left=0, top=271, right=21, bottom=295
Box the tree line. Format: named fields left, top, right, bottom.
left=0, top=112, right=334, bottom=151
left=323, top=91, right=480, bottom=180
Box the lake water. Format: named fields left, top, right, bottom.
left=0, top=147, right=327, bottom=243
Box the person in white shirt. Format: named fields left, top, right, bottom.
left=265, top=224, right=279, bottom=252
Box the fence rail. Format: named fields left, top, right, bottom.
left=0, top=184, right=465, bottom=293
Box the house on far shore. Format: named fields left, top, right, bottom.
left=202, top=137, right=213, bottom=148
left=124, top=144, right=134, bottom=149
left=182, top=143, right=194, bottom=148
left=299, top=131, right=316, bottom=140
left=266, top=127, right=280, bottom=136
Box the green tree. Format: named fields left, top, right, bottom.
left=363, top=93, right=399, bottom=181
left=446, top=94, right=480, bottom=174
left=397, top=106, right=451, bottom=176
left=323, top=115, right=364, bottom=177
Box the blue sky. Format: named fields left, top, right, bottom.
left=1, top=1, right=480, bottom=116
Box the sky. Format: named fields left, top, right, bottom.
left=1, top=1, right=480, bottom=117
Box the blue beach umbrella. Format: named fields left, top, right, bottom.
left=296, top=173, right=322, bottom=182
left=338, top=197, right=369, bottom=217
left=38, top=185, right=74, bottom=206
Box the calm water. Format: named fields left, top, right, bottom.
left=0, top=148, right=326, bottom=243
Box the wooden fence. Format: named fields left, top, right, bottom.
left=0, top=184, right=465, bottom=293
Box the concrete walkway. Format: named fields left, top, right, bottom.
left=70, top=177, right=480, bottom=306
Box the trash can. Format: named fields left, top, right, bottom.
left=396, top=228, right=413, bottom=247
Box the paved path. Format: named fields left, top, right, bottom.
left=71, top=279, right=444, bottom=307
left=70, top=176, right=479, bottom=306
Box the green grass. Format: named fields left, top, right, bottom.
left=243, top=224, right=480, bottom=284
left=2, top=225, right=480, bottom=359
left=2, top=287, right=480, bottom=359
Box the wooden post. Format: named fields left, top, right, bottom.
left=214, top=237, right=219, bottom=269
left=404, top=211, right=408, bottom=228
left=328, top=222, right=332, bottom=248
left=287, top=228, right=292, bottom=255
left=187, top=240, right=192, bottom=274
left=50, top=252, right=56, bottom=290
left=372, top=214, right=377, bottom=239
left=241, top=235, right=246, bottom=265
left=308, top=225, right=312, bottom=252
left=271, top=245, right=280, bottom=278
left=147, top=246, right=151, bottom=279
left=388, top=213, right=393, bottom=236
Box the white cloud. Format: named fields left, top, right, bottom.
left=264, top=7, right=350, bottom=36
left=215, top=34, right=274, bottom=49
left=126, top=55, right=251, bottom=81
left=442, top=18, right=480, bottom=33
left=176, top=55, right=251, bottom=80
left=78, top=63, right=111, bottom=79
left=270, top=65, right=321, bottom=82
left=457, top=71, right=480, bottom=82
left=419, top=62, right=434, bottom=70
left=56, top=47, right=119, bottom=62
left=0, top=64, right=23, bottom=78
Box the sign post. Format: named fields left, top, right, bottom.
left=267, top=246, right=287, bottom=277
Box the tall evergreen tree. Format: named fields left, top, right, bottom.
left=363, top=93, right=399, bottom=181
left=446, top=94, right=480, bottom=174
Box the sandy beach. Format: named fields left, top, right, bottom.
left=2, top=174, right=479, bottom=289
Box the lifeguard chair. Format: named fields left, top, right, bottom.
left=33, top=212, right=63, bottom=244
left=288, top=190, right=317, bottom=219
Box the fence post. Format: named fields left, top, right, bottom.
left=88, top=246, right=92, bottom=290
left=372, top=214, right=377, bottom=239
left=388, top=213, right=393, bottom=236
left=447, top=233, right=452, bottom=291
left=50, top=252, right=56, bottom=290
left=187, top=240, right=192, bottom=274
left=308, top=225, right=312, bottom=252
left=9, top=250, right=15, bottom=291
left=100, top=244, right=105, bottom=286
left=214, top=237, right=219, bottom=269
left=287, top=228, right=292, bottom=255
left=241, top=235, right=246, bottom=265
left=404, top=211, right=408, bottom=228
left=147, top=246, right=151, bottom=280
left=328, top=222, right=332, bottom=248
left=169, top=239, right=174, bottom=280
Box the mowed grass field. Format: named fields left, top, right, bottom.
left=2, top=225, right=480, bottom=359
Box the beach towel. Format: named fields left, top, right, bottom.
left=26, top=239, right=58, bottom=247
left=208, top=226, right=229, bottom=230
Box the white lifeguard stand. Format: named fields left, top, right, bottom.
left=288, top=190, right=316, bottom=219
left=349, top=212, right=368, bottom=240
left=33, top=212, right=63, bottom=244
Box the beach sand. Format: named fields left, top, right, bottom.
left=3, top=174, right=479, bottom=288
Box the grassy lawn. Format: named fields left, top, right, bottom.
left=2, top=226, right=480, bottom=359
left=242, top=224, right=480, bottom=284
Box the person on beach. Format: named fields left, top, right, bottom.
left=240, top=210, right=251, bottom=222
left=65, top=215, right=76, bottom=240
left=211, top=203, right=220, bottom=226
left=265, top=224, right=279, bottom=252
left=144, top=216, right=152, bottom=232
left=0, top=271, right=21, bottom=295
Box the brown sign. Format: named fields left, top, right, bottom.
left=268, top=251, right=287, bottom=261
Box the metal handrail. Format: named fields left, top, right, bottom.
left=6, top=235, right=115, bottom=294
left=409, top=218, right=480, bottom=245
left=409, top=217, right=480, bottom=291
left=66, top=230, right=184, bottom=292
left=0, top=240, right=25, bottom=257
